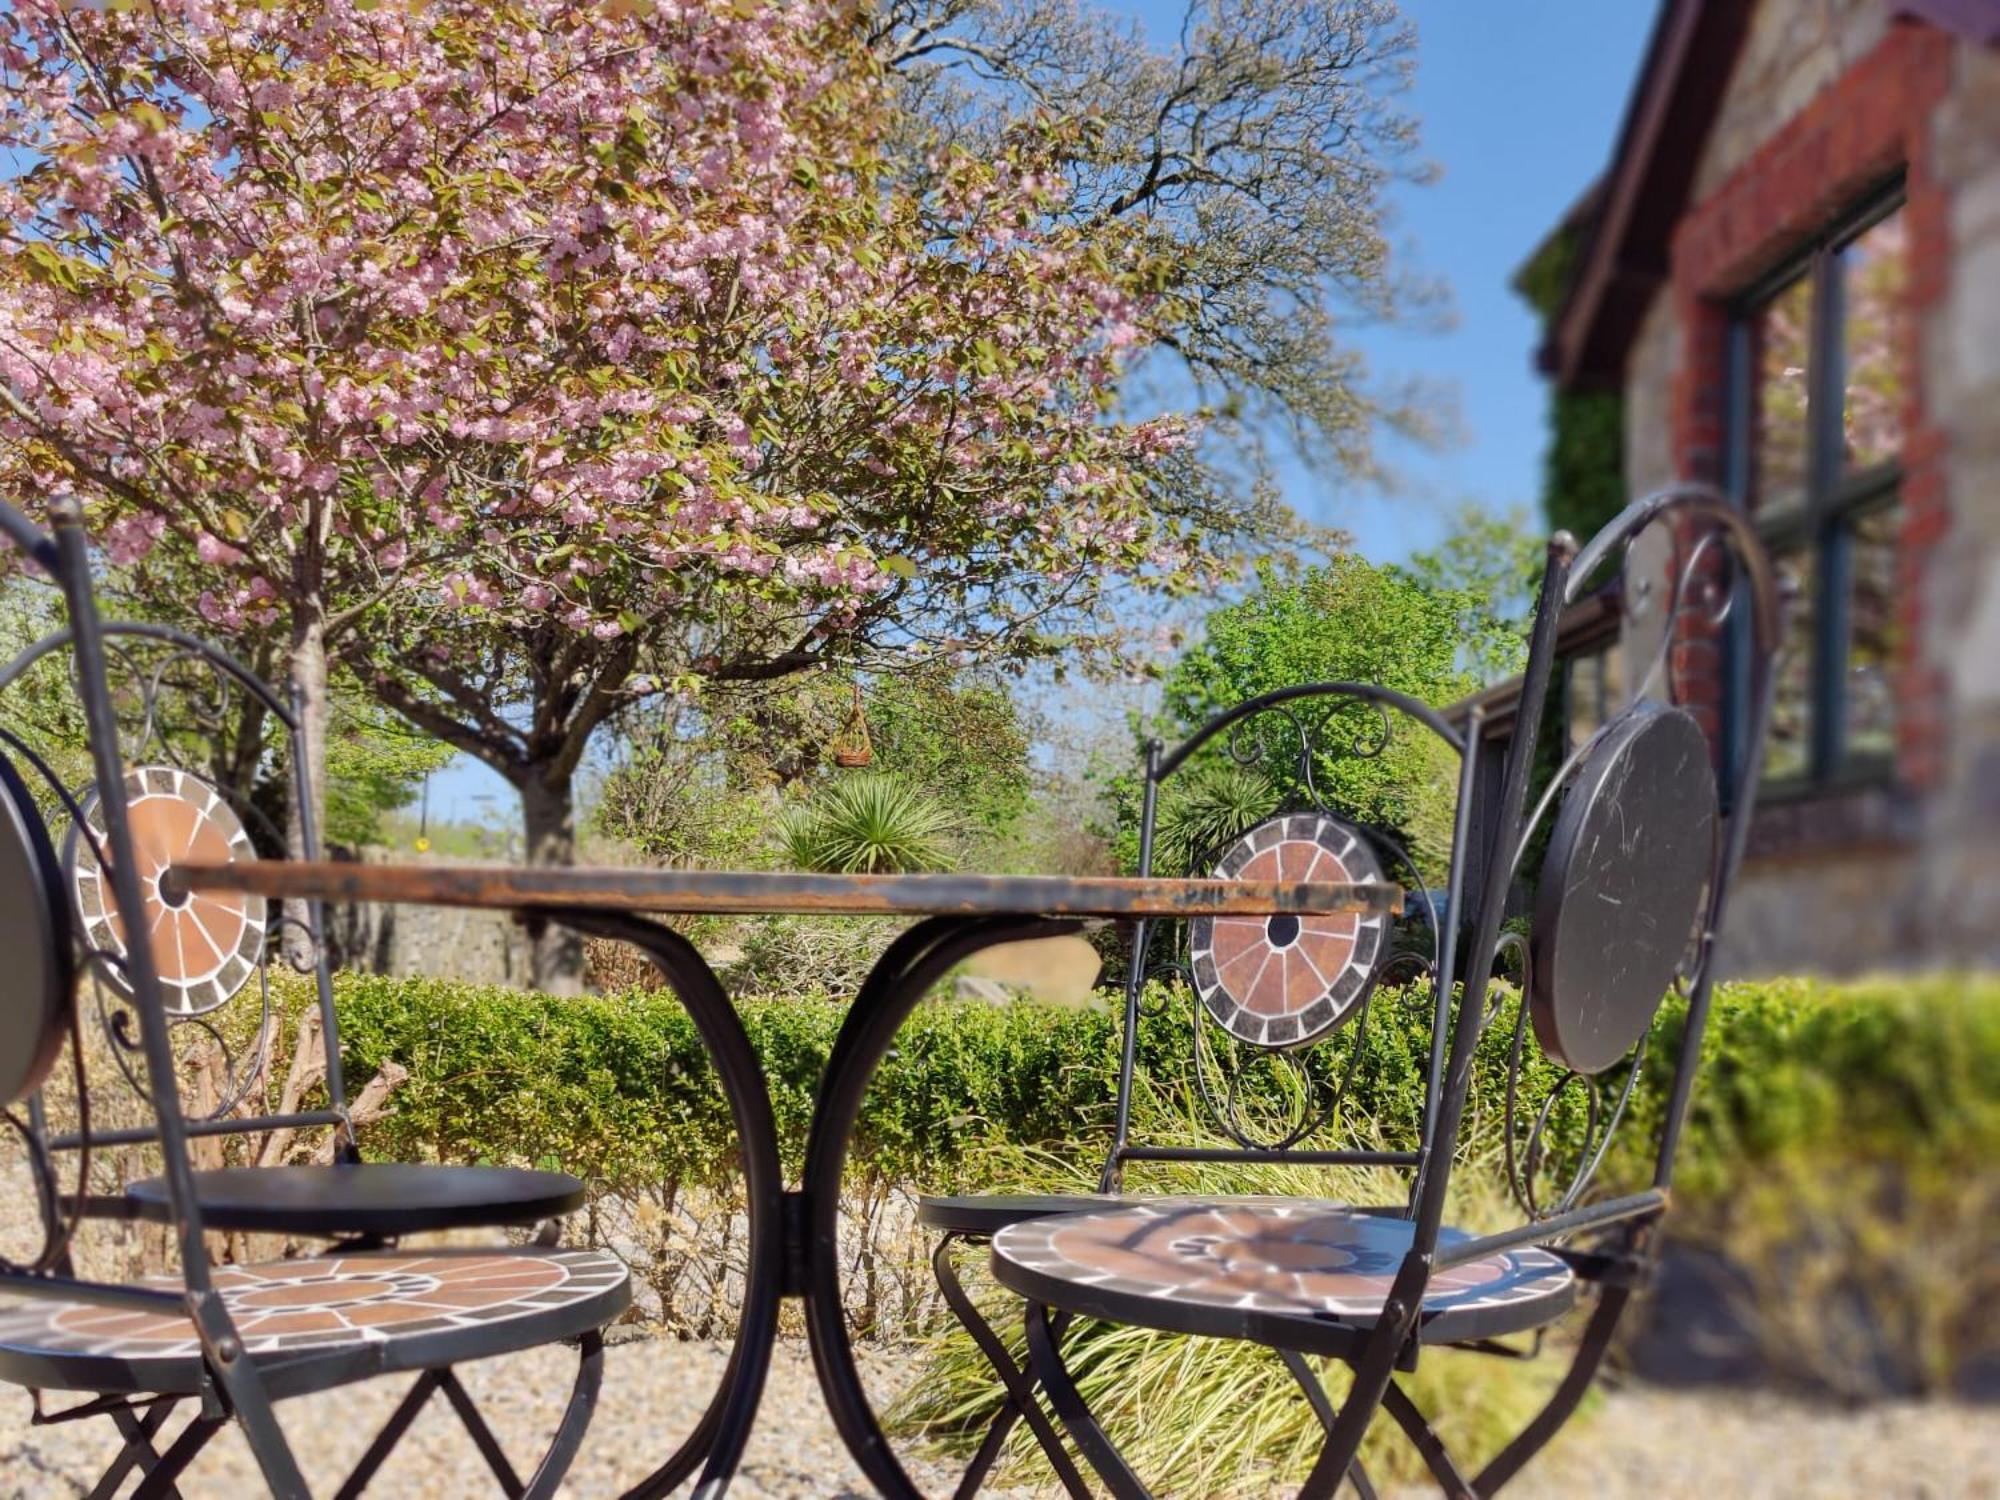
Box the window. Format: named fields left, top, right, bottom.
left=1730, top=190, right=1907, bottom=790
left=1565, top=638, right=1624, bottom=752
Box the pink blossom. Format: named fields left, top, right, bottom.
left=195, top=532, right=245, bottom=566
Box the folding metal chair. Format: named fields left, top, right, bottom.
left=984, top=486, right=1782, bottom=1497
left=0, top=496, right=628, bottom=1497
left=918, top=607, right=1487, bottom=1496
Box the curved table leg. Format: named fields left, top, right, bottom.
left=550, top=911, right=786, bottom=1500
left=801, top=915, right=1080, bottom=1500
left=521, top=1330, right=607, bottom=1500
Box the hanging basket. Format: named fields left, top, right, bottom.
left=831, top=681, right=874, bottom=768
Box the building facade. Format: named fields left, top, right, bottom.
left=1534, top=0, right=2000, bottom=974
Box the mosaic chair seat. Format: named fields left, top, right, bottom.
left=0, top=1247, right=626, bottom=1398
left=0, top=498, right=627, bottom=1498
left=994, top=1198, right=1577, bottom=1347
left=980, top=490, right=1782, bottom=1499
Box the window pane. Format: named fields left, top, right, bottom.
left=1751, top=275, right=1814, bottom=513
left=1840, top=502, right=1900, bottom=767
left=1840, top=206, right=1907, bottom=473
left=1567, top=641, right=1623, bottom=752
left=1764, top=547, right=1816, bottom=783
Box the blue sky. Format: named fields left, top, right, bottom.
left=1125, top=0, right=1657, bottom=563
left=423, top=2, right=1657, bottom=827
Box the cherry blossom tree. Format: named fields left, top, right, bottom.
left=1, top=0, right=1252, bottom=984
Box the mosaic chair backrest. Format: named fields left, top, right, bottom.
left=1099, top=658, right=1484, bottom=1201
left=1101, top=483, right=1781, bottom=1248
left=0, top=524, right=351, bottom=1182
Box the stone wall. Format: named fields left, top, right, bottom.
left=1691, top=0, right=1890, bottom=202
left=323, top=849, right=531, bottom=987
left=1611, top=5, right=2000, bottom=974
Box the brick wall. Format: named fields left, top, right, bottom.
left=1668, top=23, right=1955, bottom=789
left=1614, top=7, right=2000, bottom=973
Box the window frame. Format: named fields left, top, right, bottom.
left=1724, top=178, right=1906, bottom=797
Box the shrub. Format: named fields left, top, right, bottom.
left=326, top=970, right=2000, bottom=1215
left=314, top=968, right=1998, bottom=1432
left=777, top=772, right=958, bottom=874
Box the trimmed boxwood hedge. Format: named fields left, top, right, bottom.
left=323, top=969, right=2000, bottom=1206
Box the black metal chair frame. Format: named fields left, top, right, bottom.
left=0, top=572, right=581, bottom=1240
left=0, top=497, right=623, bottom=1499
left=977, top=486, right=1782, bottom=1498
left=919, top=675, right=1480, bottom=1497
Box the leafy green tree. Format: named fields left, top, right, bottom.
left=0, top=578, right=92, bottom=818
left=862, top=668, right=1031, bottom=838
left=1404, top=504, right=1541, bottom=685
left=1122, top=549, right=1500, bottom=875
left=592, top=664, right=1030, bottom=869
left=322, top=701, right=457, bottom=852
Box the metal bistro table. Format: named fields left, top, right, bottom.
left=165, top=859, right=1402, bottom=1499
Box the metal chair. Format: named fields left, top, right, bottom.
left=918, top=624, right=1487, bottom=1494
left=0, top=543, right=586, bottom=1246
left=986, top=487, right=1781, bottom=1497
left=0, top=496, right=628, bottom=1497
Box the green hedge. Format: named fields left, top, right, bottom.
left=324, top=969, right=2000, bottom=1206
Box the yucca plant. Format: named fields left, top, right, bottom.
left=1152, top=759, right=1278, bottom=877
left=778, top=772, right=958, bottom=874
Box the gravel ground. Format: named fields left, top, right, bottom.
left=0, top=1334, right=1991, bottom=1498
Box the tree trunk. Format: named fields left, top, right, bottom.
left=284, top=580, right=330, bottom=970
left=520, top=771, right=584, bottom=993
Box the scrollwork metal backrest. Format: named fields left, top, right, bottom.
left=1105, top=681, right=1474, bottom=1181
left=1475, top=485, right=1782, bottom=1223
left=0, top=620, right=340, bottom=1135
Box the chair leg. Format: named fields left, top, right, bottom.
left=1293, top=1255, right=1428, bottom=1500
left=1023, top=1299, right=1155, bottom=1500
left=1277, top=1350, right=1380, bottom=1500
left=89, top=1398, right=183, bottom=1500
left=335, top=1371, right=446, bottom=1500
left=930, top=1235, right=1092, bottom=1500
left=332, top=1334, right=605, bottom=1500
left=1381, top=1380, right=1478, bottom=1498
left=128, top=1415, right=224, bottom=1500
left=1474, top=1287, right=1629, bottom=1495
left=439, top=1367, right=526, bottom=1497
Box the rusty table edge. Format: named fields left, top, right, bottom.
left=166, top=861, right=1404, bottom=921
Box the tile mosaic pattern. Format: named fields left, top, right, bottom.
left=994, top=1199, right=1573, bottom=1324
left=0, top=1249, right=627, bottom=1365
left=1188, top=814, right=1386, bottom=1048
left=71, top=767, right=265, bottom=1016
